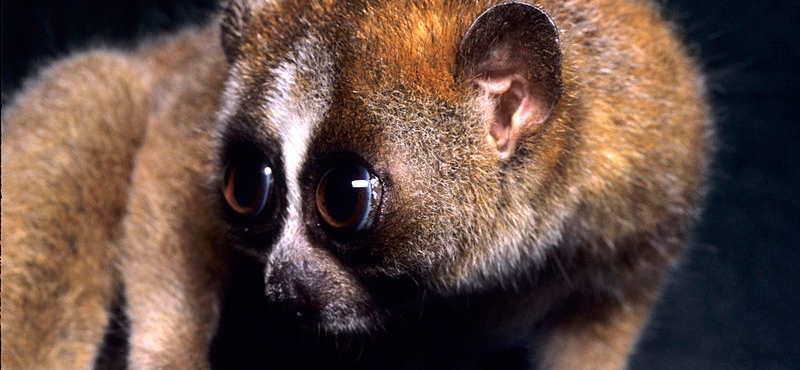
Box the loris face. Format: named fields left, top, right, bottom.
left=213, top=0, right=569, bottom=333
left=215, top=0, right=565, bottom=333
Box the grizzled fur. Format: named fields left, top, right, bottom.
left=1, top=1, right=711, bottom=369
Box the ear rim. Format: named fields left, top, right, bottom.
left=457, top=2, right=563, bottom=159
left=458, top=2, right=562, bottom=95
left=220, top=0, right=254, bottom=64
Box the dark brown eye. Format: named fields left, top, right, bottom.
left=316, top=162, right=381, bottom=233
left=223, top=159, right=273, bottom=216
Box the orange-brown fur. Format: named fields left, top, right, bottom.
left=1, top=1, right=710, bottom=369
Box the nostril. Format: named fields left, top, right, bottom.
left=285, top=281, right=317, bottom=323
left=266, top=269, right=318, bottom=325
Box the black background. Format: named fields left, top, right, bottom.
left=2, top=1, right=798, bottom=369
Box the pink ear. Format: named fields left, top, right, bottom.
left=475, top=69, right=552, bottom=159
left=458, top=3, right=562, bottom=159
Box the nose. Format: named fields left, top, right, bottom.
left=264, top=229, right=377, bottom=332
left=265, top=261, right=318, bottom=325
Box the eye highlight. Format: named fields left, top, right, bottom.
left=223, top=159, right=274, bottom=217
left=316, top=162, right=381, bottom=234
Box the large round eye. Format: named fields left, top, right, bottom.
left=316, top=162, right=381, bottom=233
left=223, top=159, right=273, bottom=217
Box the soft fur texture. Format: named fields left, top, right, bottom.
left=1, top=1, right=711, bottom=369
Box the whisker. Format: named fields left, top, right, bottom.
left=231, top=244, right=269, bottom=264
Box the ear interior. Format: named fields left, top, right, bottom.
left=475, top=64, right=552, bottom=159
left=458, top=3, right=562, bottom=159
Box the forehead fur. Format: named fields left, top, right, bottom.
left=346, top=0, right=477, bottom=99
left=236, top=0, right=492, bottom=99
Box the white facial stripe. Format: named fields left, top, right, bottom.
left=272, top=61, right=311, bottom=187
left=264, top=34, right=333, bottom=266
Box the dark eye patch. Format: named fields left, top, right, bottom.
left=316, top=161, right=381, bottom=235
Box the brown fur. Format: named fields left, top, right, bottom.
left=1, top=24, right=227, bottom=369
left=1, top=0, right=711, bottom=369
left=119, top=25, right=229, bottom=369
left=2, top=50, right=150, bottom=369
